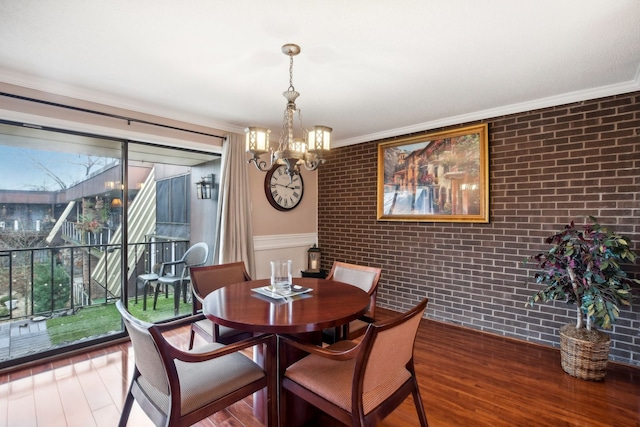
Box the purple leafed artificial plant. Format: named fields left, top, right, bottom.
left=526, top=216, right=639, bottom=331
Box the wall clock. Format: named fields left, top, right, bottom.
left=264, top=165, right=304, bottom=211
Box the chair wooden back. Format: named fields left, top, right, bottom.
left=326, top=261, right=382, bottom=318
left=353, top=298, right=428, bottom=424
left=189, top=262, right=252, bottom=312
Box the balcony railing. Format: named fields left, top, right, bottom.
left=60, top=220, right=118, bottom=247
left=0, top=236, right=189, bottom=322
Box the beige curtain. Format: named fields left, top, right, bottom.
left=214, top=133, right=256, bottom=277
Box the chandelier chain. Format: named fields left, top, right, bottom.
left=297, top=107, right=304, bottom=135
left=288, top=53, right=295, bottom=92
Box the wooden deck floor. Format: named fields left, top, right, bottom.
left=0, top=307, right=638, bottom=426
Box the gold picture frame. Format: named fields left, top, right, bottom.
left=377, top=123, right=489, bottom=223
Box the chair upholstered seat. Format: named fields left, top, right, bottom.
left=136, top=341, right=265, bottom=416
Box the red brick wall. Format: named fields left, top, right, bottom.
left=318, top=91, right=640, bottom=366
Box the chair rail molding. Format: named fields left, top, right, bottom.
left=253, top=233, right=317, bottom=251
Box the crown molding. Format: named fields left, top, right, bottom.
left=333, top=76, right=640, bottom=148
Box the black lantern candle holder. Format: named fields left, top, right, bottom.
left=307, top=243, right=321, bottom=272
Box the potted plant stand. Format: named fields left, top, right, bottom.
left=559, top=324, right=610, bottom=381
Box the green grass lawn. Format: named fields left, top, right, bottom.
left=45, top=296, right=192, bottom=346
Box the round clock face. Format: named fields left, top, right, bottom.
left=264, top=165, right=304, bottom=211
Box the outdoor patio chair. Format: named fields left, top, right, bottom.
left=135, top=263, right=161, bottom=311
left=152, top=242, right=209, bottom=315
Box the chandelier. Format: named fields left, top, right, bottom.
left=246, top=44, right=331, bottom=177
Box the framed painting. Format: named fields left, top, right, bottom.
left=377, top=123, right=489, bottom=223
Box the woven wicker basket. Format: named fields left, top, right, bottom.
left=559, top=324, right=610, bottom=381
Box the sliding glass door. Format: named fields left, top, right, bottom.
left=0, top=121, right=219, bottom=368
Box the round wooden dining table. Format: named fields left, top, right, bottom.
left=202, top=277, right=371, bottom=334
left=202, top=277, right=371, bottom=425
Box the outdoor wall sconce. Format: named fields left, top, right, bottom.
left=196, top=174, right=214, bottom=200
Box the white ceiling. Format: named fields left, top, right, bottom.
left=0, top=1, right=639, bottom=147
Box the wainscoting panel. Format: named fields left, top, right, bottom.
left=253, top=233, right=317, bottom=280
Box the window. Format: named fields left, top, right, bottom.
left=156, top=174, right=191, bottom=237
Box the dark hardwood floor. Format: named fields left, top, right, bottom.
left=0, top=307, right=638, bottom=426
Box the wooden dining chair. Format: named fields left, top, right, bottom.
left=115, top=300, right=276, bottom=427
left=324, top=261, right=382, bottom=342
left=188, top=262, right=254, bottom=349
left=279, top=298, right=429, bottom=427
